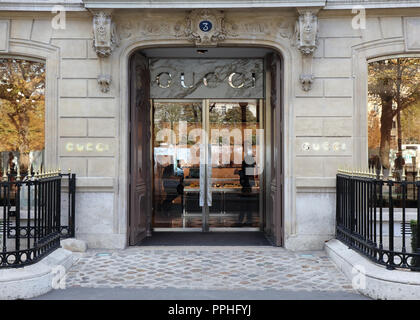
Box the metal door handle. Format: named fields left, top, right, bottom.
left=199, top=143, right=212, bottom=207
left=199, top=143, right=205, bottom=207
left=207, top=143, right=212, bottom=207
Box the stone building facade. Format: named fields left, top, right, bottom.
left=0, top=0, right=418, bottom=250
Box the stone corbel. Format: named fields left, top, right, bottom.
left=91, top=9, right=119, bottom=93
left=92, top=9, right=119, bottom=58
left=294, top=8, right=320, bottom=91
left=97, top=74, right=111, bottom=93
left=300, top=73, right=315, bottom=92
left=96, top=55, right=112, bottom=93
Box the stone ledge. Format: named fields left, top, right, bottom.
left=325, top=239, right=420, bottom=300
left=0, top=248, right=74, bottom=300
left=83, top=0, right=327, bottom=9
left=76, top=233, right=127, bottom=249
left=295, top=177, right=336, bottom=188
left=285, top=234, right=334, bottom=251
left=61, top=177, right=115, bottom=192
left=61, top=238, right=88, bottom=252
left=0, top=1, right=85, bottom=12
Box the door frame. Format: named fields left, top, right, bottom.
left=123, top=43, right=291, bottom=247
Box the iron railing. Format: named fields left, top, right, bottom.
left=59, top=172, right=76, bottom=239
left=0, top=171, right=76, bottom=268
left=336, top=168, right=420, bottom=271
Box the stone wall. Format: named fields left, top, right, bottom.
left=291, top=12, right=415, bottom=250
left=0, top=8, right=419, bottom=249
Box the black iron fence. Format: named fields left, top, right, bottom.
left=59, top=172, right=76, bottom=239
left=0, top=170, right=76, bottom=268
left=336, top=168, right=420, bottom=271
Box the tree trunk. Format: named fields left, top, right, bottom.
left=239, top=103, right=248, bottom=160
left=379, top=97, right=394, bottom=169
left=397, top=110, right=402, bottom=152
left=17, top=113, right=30, bottom=172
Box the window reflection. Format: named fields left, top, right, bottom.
left=0, top=58, right=46, bottom=176
left=152, top=101, right=261, bottom=229
left=368, top=57, right=420, bottom=206
left=208, top=102, right=260, bottom=228
left=153, top=102, right=202, bottom=228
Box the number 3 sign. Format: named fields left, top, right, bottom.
left=199, top=20, right=213, bottom=32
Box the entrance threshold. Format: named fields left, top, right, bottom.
left=154, top=228, right=260, bottom=232
left=138, top=232, right=272, bottom=246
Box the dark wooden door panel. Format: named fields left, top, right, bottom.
left=269, top=53, right=284, bottom=246
left=129, top=52, right=151, bottom=245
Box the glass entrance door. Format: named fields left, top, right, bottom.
left=207, top=100, right=262, bottom=229
left=152, top=99, right=263, bottom=231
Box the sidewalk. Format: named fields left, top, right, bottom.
left=35, top=287, right=368, bottom=300
left=50, top=246, right=361, bottom=297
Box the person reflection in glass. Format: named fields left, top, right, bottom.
left=161, top=158, right=184, bottom=216
left=235, top=155, right=256, bottom=226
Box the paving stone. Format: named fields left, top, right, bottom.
left=65, top=247, right=354, bottom=292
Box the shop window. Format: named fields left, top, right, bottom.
left=0, top=58, right=45, bottom=176
left=368, top=58, right=420, bottom=179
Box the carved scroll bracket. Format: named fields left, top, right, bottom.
left=294, top=8, right=320, bottom=91
left=92, top=9, right=119, bottom=57
left=91, top=9, right=119, bottom=93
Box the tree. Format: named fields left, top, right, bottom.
left=368, top=58, right=420, bottom=168
left=222, top=105, right=257, bottom=123
left=400, top=101, right=420, bottom=144
left=0, top=59, right=45, bottom=171
left=153, top=102, right=202, bottom=146
left=368, top=109, right=381, bottom=150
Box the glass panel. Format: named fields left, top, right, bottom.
left=208, top=101, right=261, bottom=228
left=368, top=58, right=420, bottom=207
left=152, top=101, right=203, bottom=228
left=0, top=58, right=46, bottom=177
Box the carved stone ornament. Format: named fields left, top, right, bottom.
left=176, top=9, right=236, bottom=47
left=97, top=74, right=111, bottom=93
left=300, top=74, right=314, bottom=92
left=93, top=10, right=120, bottom=57
left=294, top=8, right=320, bottom=91
left=294, top=10, right=319, bottom=55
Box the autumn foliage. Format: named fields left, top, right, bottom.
left=0, top=59, right=45, bottom=167
left=368, top=58, right=420, bottom=168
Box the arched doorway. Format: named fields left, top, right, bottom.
left=128, top=47, right=284, bottom=246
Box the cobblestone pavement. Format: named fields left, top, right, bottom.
left=66, top=247, right=354, bottom=292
